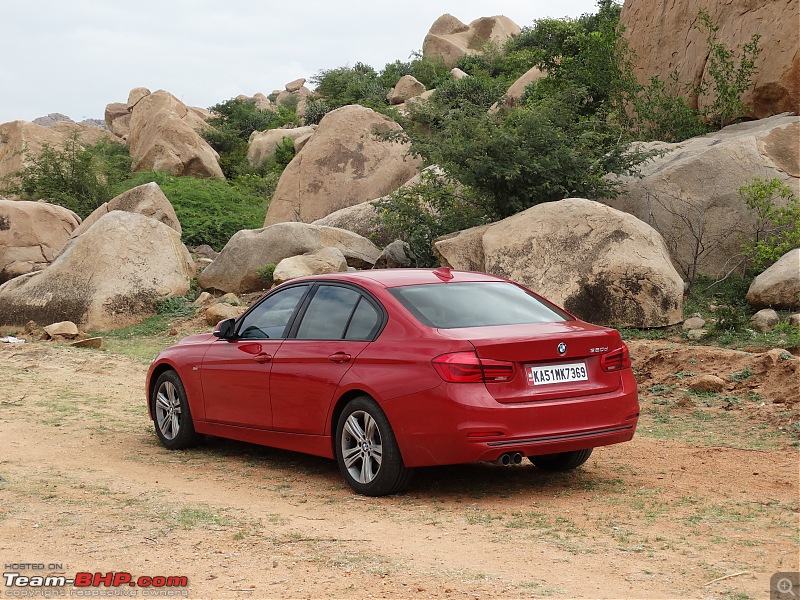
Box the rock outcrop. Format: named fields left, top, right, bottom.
left=422, top=14, right=521, bottom=68
left=272, top=247, right=349, bottom=285
left=746, top=248, right=800, bottom=310
left=198, top=222, right=381, bottom=293
left=605, top=114, right=800, bottom=278
left=435, top=198, right=684, bottom=327
left=264, top=105, right=420, bottom=225
left=0, top=120, right=119, bottom=185
left=0, top=199, right=81, bottom=283
left=104, top=102, right=131, bottom=138
left=70, top=182, right=181, bottom=239
left=0, top=211, right=195, bottom=331
left=128, top=89, right=224, bottom=179
left=620, top=0, right=800, bottom=118
left=388, top=76, right=426, bottom=105
left=247, top=126, right=316, bottom=168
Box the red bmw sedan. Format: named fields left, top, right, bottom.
left=146, top=268, right=639, bottom=496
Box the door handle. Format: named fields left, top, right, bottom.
left=253, top=353, right=272, bottom=363
left=328, top=352, right=351, bottom=363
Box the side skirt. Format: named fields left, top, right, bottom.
left=193, top=420, right=334, bottom=459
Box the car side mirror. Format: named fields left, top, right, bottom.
left=213, top=318, right=236, bottom=340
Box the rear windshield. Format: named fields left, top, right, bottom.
left=389, top=281, right=570, bottom=329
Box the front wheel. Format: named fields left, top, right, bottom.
left=529, top=448, right=593, bottom=472
left=151, top=370, right=201, bottom=450
left=335, top=396, right=412, bottom=496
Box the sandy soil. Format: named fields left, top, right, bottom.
left=0, top=338, right=798, bottom=600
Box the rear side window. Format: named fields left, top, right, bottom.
left=389, top=281, right=570, bottom=329
left=295, top=284, right=383, bottom=341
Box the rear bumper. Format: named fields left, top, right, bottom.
left=381, top=370, right=639, bottom=467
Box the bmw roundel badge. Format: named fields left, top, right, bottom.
left=557, top=342, right=567, bottom=355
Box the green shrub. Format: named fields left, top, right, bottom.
left=310, top=62, right=388, bottom=109
left=373, top=171, right=487, bottom=267
left=302, top=97, right=333, bottom=125
left=695, top=8, right=761, bottom=129
left=256, top=263, right=277, bottom=286
left=740, top=178, right=800, bottom=272
left=2, top=134, right=132, bottom=217
left=110, top=172, right=266, bottom=250
left=203, top=98, right=298, bottom=179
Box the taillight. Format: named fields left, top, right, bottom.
left=600, top=344, right=631, bottom=372
left=432, top=352, right=515, bottom=383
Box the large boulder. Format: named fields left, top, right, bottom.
left=70, top=182, right=181, bottom=239
left=0, top=211, right=195, bottom=331
left=247, top=126, right=316, bottom=168
left=605, top=115, right=800, bottom=278
left=264, top=105, right=420, bottom=225
left=435, top=198, right=684, bottom=327
left=198, top=222, right=381, bottom=293
left=746, top=249, right=800, bottom=310
left=0, top=199, right=81, bottom=283
left=0, top=120, right=119, bottom=186
left=128, top=89, right=224, bottom=179
left=620, top=0, right=800, bottom=118
left=422, top=14, right=521, bottom=68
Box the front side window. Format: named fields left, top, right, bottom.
left=389, top=281, right=570, bottom=329
left=237, top=285, right=309, bottom=339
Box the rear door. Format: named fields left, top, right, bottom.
left=269, top=283, right=383, bottom=434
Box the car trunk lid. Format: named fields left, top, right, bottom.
left=437, top=322, right=625, bottom=403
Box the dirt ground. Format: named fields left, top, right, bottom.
left=0, top=337, right=798, bottom=600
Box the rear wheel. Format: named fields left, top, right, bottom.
left=335, top=396, right=412, bottom=496
left=151, top=370, right=201, bottom=450
left=529, top=448, right=593, bottom=472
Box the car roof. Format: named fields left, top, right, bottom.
left=290, top=268, right=507, bottom=288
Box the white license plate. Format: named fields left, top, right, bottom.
left=527, top=362, right=588, bottom=386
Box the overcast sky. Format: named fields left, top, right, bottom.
left=1, top=0, right=600, bottom=125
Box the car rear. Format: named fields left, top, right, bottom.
left=378, top=274, right=639, bottom=467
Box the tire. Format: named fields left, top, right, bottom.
left=529, top=448, right=593, bottom=472
left=151, top=370, right=201, bottom=450
left=335, top=396, right=413, bottom=496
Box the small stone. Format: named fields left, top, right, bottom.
left=193, top=292, right=214, bottom=306
left=750, top=308, right=780, bottom=332
left=686, top=329, right=708, bottom=340
left=789, top=313, right=800, bottom=327
left=682, top=316, right=706, bottom=330
left=44, top=321, right=79, bottom=339
left=71, top=337, right=105, bottom=349
left=688, top=374, right=726, bottom=393
left=204, top=302, right=243, bottom=326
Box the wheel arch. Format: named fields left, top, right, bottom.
left=147, top=362, right=179, bottom=419
left=329, top=389, right=377, bottom=457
